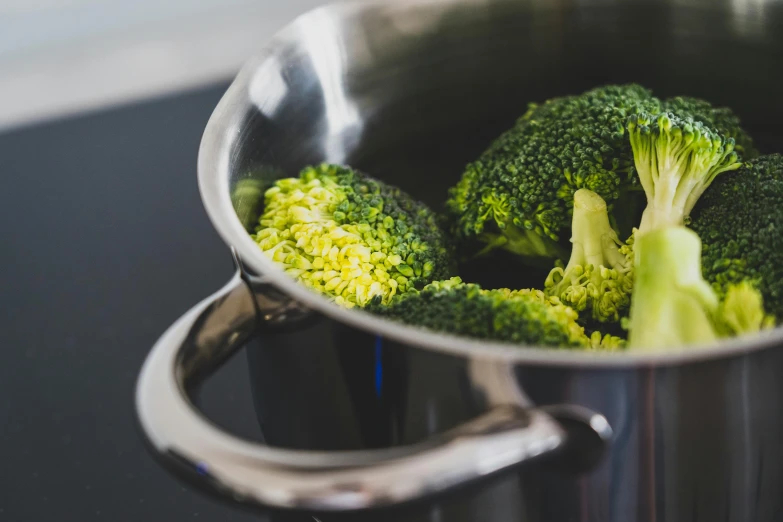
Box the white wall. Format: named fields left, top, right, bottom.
left=0, top=0, right=327, bottom=130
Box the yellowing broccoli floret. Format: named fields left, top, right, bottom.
left=544, top=189, right=634, bottom=323
left=252, top=164, right=453, bottom=308
left=717, top=281, right=776, bottom=336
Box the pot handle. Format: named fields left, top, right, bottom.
left=135, top=254, right=570, bottom=513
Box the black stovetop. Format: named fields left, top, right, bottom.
left=1, top=82, right=269, bottom=521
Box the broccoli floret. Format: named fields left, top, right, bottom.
left=252, top=164, right=454, bottom=308
left=627, top=227, right=771, bottom=350
left=544, top=189, right=634, bottom=323
left=446, top=84, right=662, bottom=261
left=367, top=277, right=625, bottom=349
left=718, top=281, right=776, bottom=335
left=627, top=111, right=742, bottom=234
left=663, top=96, right=758, bottom=159
left=587, top=331, right=627, bottom=351
left=690, top=154, right=783, bottom=319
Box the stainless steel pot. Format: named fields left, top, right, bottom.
left=135, top=0, right=783, bottom=520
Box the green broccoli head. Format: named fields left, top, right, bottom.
left=690, top=154, right=783, bottom=320
left=367, top=277, right=625, bottom=349
left=627, top=112, right=742, bottom=235
left=252, top=164, right=454, bottom=308
left=627, top=227, right=772, bottom=350
left=663, top=96, right=758, bottom=159
left=446, top=84, right=662, bottom=261
left=544, top=189, right=634, bottom=323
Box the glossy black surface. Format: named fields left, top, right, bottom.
left=0, top=83, right=266, bottom=521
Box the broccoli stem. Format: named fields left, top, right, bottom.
left=545, top=189, right=632, bottom=323
left=628, top=112, right=741, bottom=235
left=637, top=157, right=738, bottom=233
left=568, top=189, right=628, bottom=271
left=628, top=226, right=720, bottom=350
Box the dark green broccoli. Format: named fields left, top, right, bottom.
left=367, top=277, right=625, bottom=350
left=446, top=84, right=662, bottom=262
left=252, top=164, right=454, bottom=308
left=627, top=227, right=772, bottom=350
left=627, top=111, right=742, bottom=234
left=690, top=154, right=783, bottom=320
left=663, top=96, right=758, bottom=159
left=545, top=189, right=634, bottom=323
left=445, top=85, right=759, bottom=263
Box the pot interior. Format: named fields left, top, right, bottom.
left=223, top=0, right=783, bottom=308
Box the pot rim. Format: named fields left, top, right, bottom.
left=197, top=0, right=783, bottom=368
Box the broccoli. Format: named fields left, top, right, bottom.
left=624, top=97, right=767, bottom=349
left=627, top=111, right=742, bottom=235
left=445, top=86, right=758, bottom=263
left=367, top=277, right=625, bottom=350
left=544, top=189, right=634, bottom=323
left=718, top=282, right=776, bottom=335
left=587, top=331, right=627, bottom=351
left=627, top=227, right=720, bottom=348
left=446, top=84, right=662, bottom=261
left=690, top=154, right=783, bottom=320
left=663, top=96, right=758, bottom=159
left=243, top=86, right=769, bottom=352
left=627, top=227, right=772, bottom=350
left=252, top=164, right=453, bottom=308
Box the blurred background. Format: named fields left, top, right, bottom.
left=0, top=0, right=325, bottom=130
left=0, top=1, right=330, bottom=521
